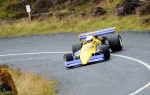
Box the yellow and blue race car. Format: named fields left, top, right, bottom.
left=63, top=27, right=123, bottom=68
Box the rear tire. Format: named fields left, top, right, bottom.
left=72, top=43, right=82, bottom=54
left=108, top=35, right=123, bottom=52
left=101, top=45, right=110, bottom=60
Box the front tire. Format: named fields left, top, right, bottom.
left=108, top=35, right=123, bottom=52
left=63, top=53, right=74, bottom=68
left=101, top=45, right=110, bottom=60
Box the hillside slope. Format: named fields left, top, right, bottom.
left=0, top=0, right=150, bottom=20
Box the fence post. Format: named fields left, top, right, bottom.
left=28, top=12, right=31, bottom=22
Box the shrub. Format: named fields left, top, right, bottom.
left=114, top=0, right=141, bottom=16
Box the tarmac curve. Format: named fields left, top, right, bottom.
left=0, top=32, right=150, bottom=95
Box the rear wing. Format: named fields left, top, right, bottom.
left=78, top=27, right=118, bottom=41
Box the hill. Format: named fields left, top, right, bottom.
left=0, top=0, right=150, bottom=20
left=0, top=0, right=150, bottom=38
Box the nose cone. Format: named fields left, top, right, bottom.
left=80, top=52, right=92, bottom=65
left=79, top=43, right=95, bottom=65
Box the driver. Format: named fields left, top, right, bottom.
left=85, top=35, right=102, bottom=45
left=85, top=35, right=93, bottom=43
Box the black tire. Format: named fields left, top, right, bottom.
left=63, top=53, right=73, bottom=61
left=108, top=35, right=123, bottom=52
left=63, top=53, right=74, bottom=68
left=72, top=43, right=82, bottom=54
left=101, top=45, right=110, bottom=60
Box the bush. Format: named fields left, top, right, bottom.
left=143, top=4, right=150, bottom=14
left=114, top=0, right=141, bottom=16
left=90, top=6, right=107, bottom=16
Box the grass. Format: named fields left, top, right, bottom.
left=0, top=14, right=150, bottom=38
left=0, top=64, right=58, bottom=95
left=0, top=0, right=150, bottom=38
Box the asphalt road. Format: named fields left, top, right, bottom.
left=0, top=32, right=150, bottom=95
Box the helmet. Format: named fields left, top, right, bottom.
left=86, top=35, right=93, bottom=43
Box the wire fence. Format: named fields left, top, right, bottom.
left=1, top=1, right=150, bottom=25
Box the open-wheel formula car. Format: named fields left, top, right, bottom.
left=63, top=27, right=123, bottom=68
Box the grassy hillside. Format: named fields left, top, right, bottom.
left=0, top=64, right=58, bottom=95
left=0, top=0, right=149, bottom=20
left=0, top=14, right=149, bottom=38
left=0, top=0, right=149, bottom=38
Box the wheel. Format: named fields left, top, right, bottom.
left=63, top=53, right=74, bottom=68
left=72, top=43, right=82, bottom=54
left=100, top=45, right=110, bottom=60
left=63, top=53, right=73, bottom=61
left=108, top=35, right=123, bottom=52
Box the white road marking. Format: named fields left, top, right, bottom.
left=0, top=52, right=149, bottom=95
left=111, top=54, right=150, bottom=95
left=0, top=52, right=70, bottom=57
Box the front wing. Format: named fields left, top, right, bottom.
left=65, top=54, right=104, bottom=68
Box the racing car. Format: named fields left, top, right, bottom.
left=63, top=27, right=123, bottom=68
